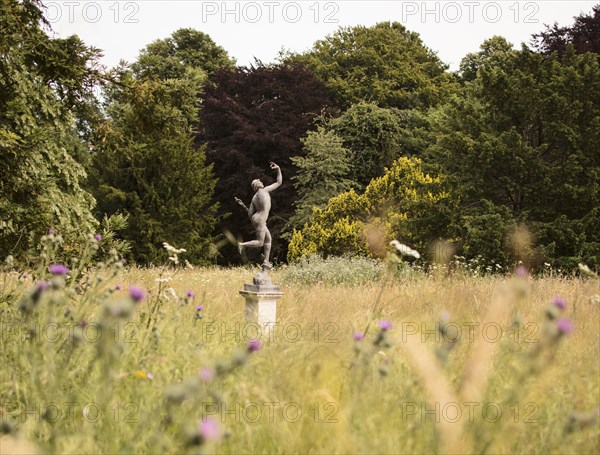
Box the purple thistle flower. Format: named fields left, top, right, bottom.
left=247, top=339, right=262, bottom=352
left=199, top=367, right=214, bottom=382
left=379, top=320, right=393, bottom=331
left=48, top=228, right=56, bottom=235
left=48, top=263, right=68, bottom=276
left=552, top=296, right=567, bottom=311
left=129, top=286, right=145, bottom=303
left=187, top=290, right=195, bottom=298
left=515, top=265, right=528, bottom=277
left=199, top=417, right=222, bottom=441
left=196, top=305, right=204, bottom=311
left=353, top=332, right=364, bottom=341
left=115, top=284, right=122, bottom=291
left=94, top=234, right=102, bottom=242
left=557, top=318, right=574, bottom=335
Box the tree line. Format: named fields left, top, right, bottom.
left=1, top=0, right=599, bottom=270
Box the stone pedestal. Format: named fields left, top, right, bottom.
left=239, top=264, right=283, bottom=334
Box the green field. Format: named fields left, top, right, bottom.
left=1, top=263, right=599, bottom=454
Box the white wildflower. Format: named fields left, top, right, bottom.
left=389, top=240, right=421, bottom=259
left=578, top=263, right=598, bottom=278
left=166, top=287, right=178, bottom=300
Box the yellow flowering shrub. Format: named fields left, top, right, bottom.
left=288, top=157, right=452, bottom=262
left=288, top=217, right=369, bottom=262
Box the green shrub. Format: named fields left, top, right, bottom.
left=281, top=254, right=384, bottom=286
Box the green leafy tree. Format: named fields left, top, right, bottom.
left=91, top=68, right=218, bottom=264
left=432, top=37, right=600, bottom=268
left=289, top=127, right=352, bottom=229
left=90, top=28, right=233, bottom=264
left=0, top=0, right=99, bottom=260
left=129, top=28, right=234, bottom=129
left=328, top=102, right=433, bottom=187
left=287, top=22, right=458, bottom=109
left=132, top=28, right=235, bottom=81
left=459, top=36, right=516, bottom=82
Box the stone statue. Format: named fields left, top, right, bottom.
left=235, top=162, right=282, bottom=272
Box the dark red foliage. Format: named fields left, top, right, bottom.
left=532, top=5, right=600, bottom=57
left=197, top=62, right=337, bottom=264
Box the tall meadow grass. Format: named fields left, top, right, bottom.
left=1, top=245, right=598, bottom=454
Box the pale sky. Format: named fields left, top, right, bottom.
left=47, top=1, right=598, bottom=70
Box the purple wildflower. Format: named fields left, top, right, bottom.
left=199, top=367, right=214, bottom=382
left=247, top=339, right=262, bottom=352
left=48, top=263, right=68, bottom=276
left=515, top=265, right=528, bottom=277
left=353, top=332, right=364, bottom=341
left=36, top=281, right=49, bottom=292
left=94, top=234, right=102, bottom=242
left=129, top=286, right=145, bottom=303
left=557, top=318, right=574, bottom=336
left=199, top=417, right=222, bottom=441
left=196, top=305, right=204, bottom=311
left=552, top=296, right=567, bottom=311
left=187, top=290, right=195, bottom=298
left=48, top=228, right=56, bottom=235
left=115, top=284, right=122, bottom=291
left=379, top=320, right=393, bottom=331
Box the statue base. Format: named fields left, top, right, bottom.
left=252, top=262, right=273, bottom=285
left=240, top=264, right=282, bottom=335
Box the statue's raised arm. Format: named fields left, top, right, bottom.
left=264, top=162, right=282, bottom=193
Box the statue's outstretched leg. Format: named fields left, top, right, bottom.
left=238, top=227, right=266, bottom=257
